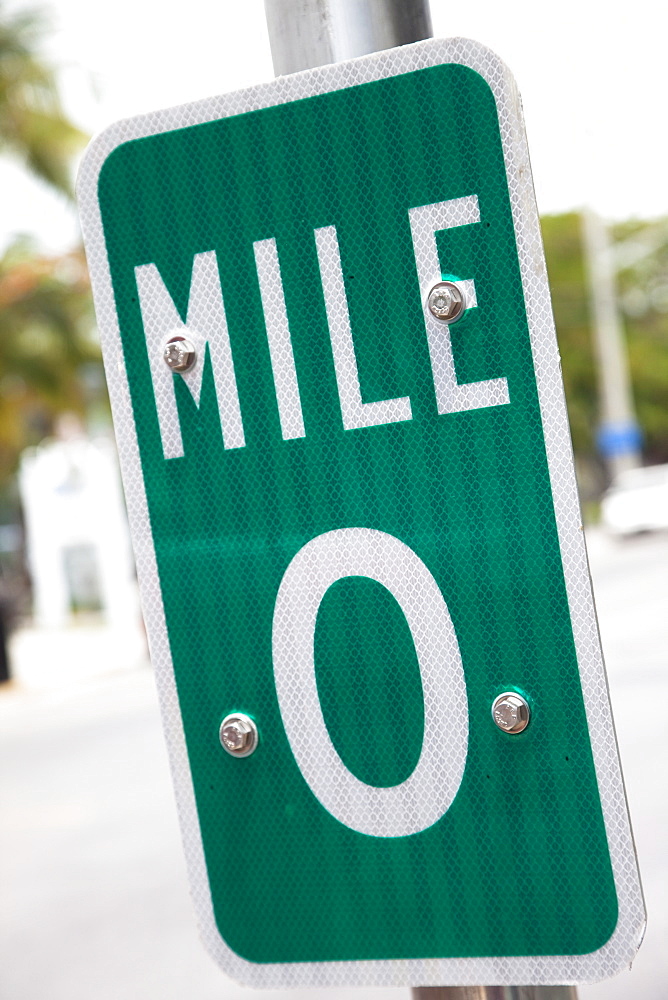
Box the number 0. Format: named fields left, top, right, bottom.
left=272, top=528, right=468, bottom=837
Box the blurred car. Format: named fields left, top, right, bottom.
left=601, top=463, right=668, bottom=536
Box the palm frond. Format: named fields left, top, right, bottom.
left=0, top=3, right=87, bottom=197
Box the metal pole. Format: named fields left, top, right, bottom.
left=264, top=0, right=432, bottom=75
left=262, top=3, right=579, bottom=998
left=582, top=208, right=641, bottom=481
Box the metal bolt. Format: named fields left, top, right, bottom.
left=427, top=281, right=466, bottom=323
left=491, top=692, right=530, bottom=734
left=219, top=713, right=258, bottom=757
left=163, top=336, right=197, bottom=373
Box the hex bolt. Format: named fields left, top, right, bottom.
left=427, top=281, right=466, bottom=323
left=491, top=692, right=530, bottom=734
left=219, top=713, right=259, bottom=758
left=163, top=336, right=197, bottom=373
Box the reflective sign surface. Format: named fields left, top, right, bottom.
left=78, top=38, right=644, bottom=987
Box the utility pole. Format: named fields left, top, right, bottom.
left=262, top=2, right=578, bottom=998
left=582, top=208, right=642, bottom=481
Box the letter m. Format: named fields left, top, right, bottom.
left=135, top=251, right=245, bottom=460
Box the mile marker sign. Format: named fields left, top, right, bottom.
left=78, top=38, right=644, bottom=988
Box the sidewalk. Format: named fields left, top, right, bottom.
left=8, top=618, right=148, bottom=689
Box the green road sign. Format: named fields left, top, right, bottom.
left=78, top=38, right=644, bottom=988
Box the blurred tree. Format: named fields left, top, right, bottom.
left=0, top=3, right=92, bottom=667
left=0, top=2, right=102, bottom=489
left=542, top=213, right=668, bottom=492
left=541, top=214, right=597, bottom=460
left=613, top=219, right=668, bottom=466
left=0, top=237, right=98, bottom=483
left=0, top=236, right=100, bottom=679
left=0, top=2, right=85, bottom=197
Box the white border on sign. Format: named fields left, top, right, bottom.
left=77, top=37, right=645, bottom=987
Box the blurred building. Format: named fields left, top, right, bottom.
left=14, top=417, right=146, bottom=686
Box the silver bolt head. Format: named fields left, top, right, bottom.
left=427, top=281, right=466, bottom=323
left=491, top=692, right=530, bottom=734
left=219, top=713, right=258, bottom=757
left=163, top=336, right=197, bottom=373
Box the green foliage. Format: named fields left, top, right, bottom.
left=0, top=238, right=100, bottom=482
left=541, top=214, right=597, bottom=460
left=613, top=219, right=668, bottom=464
left=542, top=212, right=668, bottom=480
left=0, top=3, right=86, bottom=197
left=0, top=4, right=103, bottom=491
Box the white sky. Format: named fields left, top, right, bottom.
left=2, top=0, right=667, bottom=255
